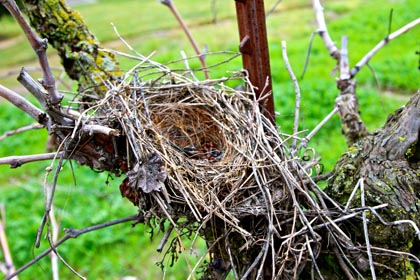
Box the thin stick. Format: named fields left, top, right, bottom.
left=0, top=123, right=43, bottom=141
left=1, top=0, right=62, bottom=105
left=266, top=0, right=282, bottom=17
left=5, top=215, right=141, bottom=280
left=0, top=152, right=65, bottom=168
left=157, top=224, right=174, bottom=253
left=351, top=17, right=420, bottom=77
left=0, top=205, right=18, bottom=280
left=0, top=84, right=45, bottom=122
left=36, top=145, right=68, bottom=248
left=47, top=225, right=86, bottom=280
left=180, top=50, right=199, bottom=82
left=281, top=41, right=301, bottom=150
left=360, top=178, right=376, bottom=279
left=344, top=178, right=361, bottom=212
left=298, top=107, right=338, bottom=150
left=301, top=31, right=316, bottom=79
left=160, top=0, right=210, bottom=79
left=305, top=235, right=324, bottom=280
left=48, top=207, right=60, bottom=280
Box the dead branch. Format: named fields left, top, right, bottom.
left=81, top=125, right=120, bottom=136
left=5, top=214, right=141, bottom=280
left=0, top=123, right=43, bottom=142
left=281, top=40, right=301, bottom=151
left=311, top=0, right=369, bottom=146
left=17, top=69, right=72, bottom=127
left=160, top=0, right=210, bottom=79
left=48, top=207, right=60, bottom=280
left=1, top=0, right=62, bottom=105
left=0, top=84, right=46, bottom=123
left=0, top=152, right=64, bottom=168
left=351, top=17, right=420, bottom=77
left=0, top=205, right=17, bottom=280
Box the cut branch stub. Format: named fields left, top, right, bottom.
left=235, top=0, right=275, bottom=124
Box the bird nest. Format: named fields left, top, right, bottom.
left=75, top=62, right=325, bottom=278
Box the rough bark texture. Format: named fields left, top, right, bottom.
left=335, top=79, right=369, bottom=146
left=22, top=0, right=121, bottom=96
left=326, top=91, right=420, bottom=278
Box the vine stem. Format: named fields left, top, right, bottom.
left=5, top=215, right=142, bottom=280
left=1, top=0, right=62, bottom=105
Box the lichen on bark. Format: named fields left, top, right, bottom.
left=21, top=0, right=122, bottom=96
left=326, top=91, right=420, bottom=278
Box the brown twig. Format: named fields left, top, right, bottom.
left=0, top=123, right=44, bottom=142
left=160, top=0, right=210, bottom=79
left=5, top=214, right=141, bottom=280
left=0, top=84, right=46, bottom=123
left=1, top=0, right=62, bottom=105
left=0, top=152, right=64, bottom=168
left=157, top=223, right=174, bottom=253
left=18, top=69, right=71, bottom=129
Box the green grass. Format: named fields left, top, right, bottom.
left=0, top=0, right=418, bottom=278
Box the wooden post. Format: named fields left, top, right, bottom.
left=235, top=0, right=275, bottom=124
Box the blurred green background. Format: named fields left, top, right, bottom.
left=0, top=0, right=418, bottom=278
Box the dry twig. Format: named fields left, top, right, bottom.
left=5, top=215, right=141, bottom=280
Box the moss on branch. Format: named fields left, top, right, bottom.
left=22, top=0, right=122, bottom=95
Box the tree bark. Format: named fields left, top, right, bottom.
left=21, top=0, right=121, bottom=96
left=325, top=91, right=420, bottom=278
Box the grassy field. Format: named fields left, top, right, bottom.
left=0, top=0, right=418, bottom=279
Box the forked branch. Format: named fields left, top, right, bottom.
left=351, top=17, right=420, bottom=77
left=5, top=214, right=142, bottom=280
left=1, top=0, right=62, bottom=105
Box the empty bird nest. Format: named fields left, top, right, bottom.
left=66, top=59, right=331, bottom=277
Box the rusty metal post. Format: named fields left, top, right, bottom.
left=235, top=0, right=275, bottom=124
